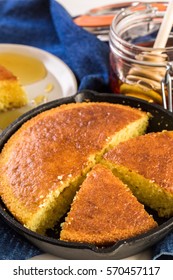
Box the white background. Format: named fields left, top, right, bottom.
left=56, top=0, right=167, bottom=16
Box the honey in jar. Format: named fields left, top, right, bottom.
left=109, top=2, right=173, bottom=106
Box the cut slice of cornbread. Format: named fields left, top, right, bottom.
left=0, top=102, right=150, bottom=234
left=60, top=164, right=157, bottom=246
left=0, top=65, right=27, bottom=111
left=102, top=130, right=173, bottom=218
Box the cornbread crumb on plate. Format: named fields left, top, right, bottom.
left=60, top=164, right=157, bottom=246
left=103, top=130, right=173, bottom=218
left=0, top=101, right=150, bottom=235
left=0, top=65, right=27, bottom=111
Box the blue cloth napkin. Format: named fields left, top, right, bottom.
left=0, top=0, right=173, bottom=260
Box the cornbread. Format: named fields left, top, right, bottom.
left=60, top=164, right=157, bottom=246
left=103, top=130, right=173, bottom=218
left=0, top=65, right=27, bottom=111
left=0, top=102, right=149, bottom=234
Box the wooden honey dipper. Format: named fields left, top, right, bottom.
left=121, top=0, right=173, bottom=106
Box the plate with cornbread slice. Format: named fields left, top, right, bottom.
left=0, top=90, right=173, bottom=260
left=0, top=44, right=77, bottom=131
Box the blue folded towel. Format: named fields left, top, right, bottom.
left=0, top=0, right=173, bottom=260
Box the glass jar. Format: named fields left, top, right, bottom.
left=109, top=2, right=173, bottom=110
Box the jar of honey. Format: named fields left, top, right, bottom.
left=109, top=2, right=173, bottom=108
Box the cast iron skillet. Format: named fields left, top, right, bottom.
left=1, top=90, right=173, bottom=260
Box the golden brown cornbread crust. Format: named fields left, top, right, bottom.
left=60, top=164, right=157, bottom=246
left=0, top=102, right=149, bottom=233
left=103, top=130, right=173, bottom=217
left=0, top=65, right=16, bottom=81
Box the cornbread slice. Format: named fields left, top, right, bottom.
left=0, top=65, right=27, bottom=111
left=102, top=130, right=173, bottom=218
left=0, top=102, right=149, bottom=234
left=60, top=164, right=157, bottom=245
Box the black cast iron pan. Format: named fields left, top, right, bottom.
left=0, top=90, right=173, bottom=260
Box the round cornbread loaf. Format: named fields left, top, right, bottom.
left=0, top=102, right=149, bottom=234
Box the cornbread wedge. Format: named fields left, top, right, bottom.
left=60, top=164, right=157, bottom=246
left=0, top=65, right=27, bottom=111
left=102, top=130, right=173, bottom=218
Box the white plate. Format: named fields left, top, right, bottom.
left=0, top=44, right=77, bottom=131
